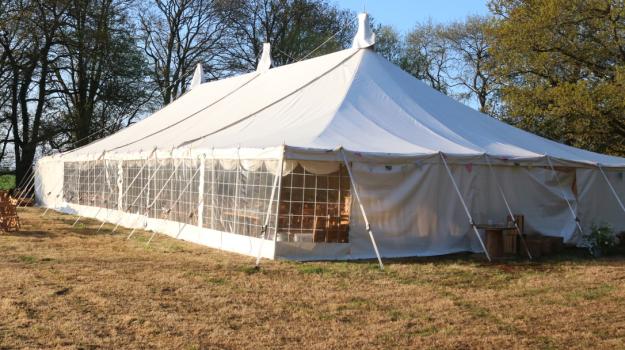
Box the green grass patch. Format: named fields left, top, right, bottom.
left=298, top=265, right=327, bottom=275
left=18, top=255, right=37, bottom=264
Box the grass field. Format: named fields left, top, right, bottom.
left=1, top=208, right=625, bottom=349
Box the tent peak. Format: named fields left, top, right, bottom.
left=189, top=63, right=203, bottom=90
left=257, top=43, right=272, bottom=73
left=352, top=13, right=375, bottom=49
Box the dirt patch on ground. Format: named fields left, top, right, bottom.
left=1, top=207, right=625, bottom=349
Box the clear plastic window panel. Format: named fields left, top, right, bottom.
left=63, top=162, right=79, bottom=204
left=147, top=159, right=199, bottom=225
left=102, top=160, right=119, bottom=209
left=277, top=164, right=351, bottom=243
left=203, top=159, right=278, bottom=239
left=77, top=161, right=100, bottom=206
left=122, top=160, right=148, bottom=214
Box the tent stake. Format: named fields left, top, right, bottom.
left=255, top=150, right=285, bottom=268
left=440, top=153, right=491, bottom=262
left=598, top=165, right=625, bottom=215
left=484, top=155, right=532, bottom=259
left=340, top=149, right=384, bottom=270
left=546, top=156, right=584, bottom=236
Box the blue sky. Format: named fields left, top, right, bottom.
left=335, top=0, right=490, bottom=32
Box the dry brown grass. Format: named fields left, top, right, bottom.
left=1, top=207, right=625, bottom=349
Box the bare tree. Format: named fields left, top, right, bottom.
left=139, top=0, right=227, bottom=105
left=403, top=21, right=452, bottom=94
left=217, top=0, right=354, bottom=72
left=442, top=16, right=499, bottom=114
left=50, top=0, right=153, bottom=148
left=0, top=0, right=67, bottom=185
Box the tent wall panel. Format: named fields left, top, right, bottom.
left=345, top=162, right=578, bottom=260
left=577, top=168, right=625, bottom=236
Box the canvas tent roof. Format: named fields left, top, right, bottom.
left=62, top=16, right=625, bottom=168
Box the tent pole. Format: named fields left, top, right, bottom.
left=233, top=148, right=241, bottom=234
left=127, top=158, right=179, bottom=240
left=111, top=149, right=156, bottom=232
left=210, top=149, right=216, bottom=231
left=147, top=160, right=202, bottom=246
left=271, top=148, right=286, bottom=259
left=546, top=156, right=584, bottom=236
left=598, top=165, right=625, bottom=215
left=484, top=155, right=532, bottom=259
left=255, top=149, right=285, bottom=267
left=440, top=153, right=491, bottom=262
left=197, top=155, right=206, bottom=229
left=340, top=149, right=384, bottom=270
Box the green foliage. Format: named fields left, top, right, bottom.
left=0, top=175, right=15, bottom=190
left=583, top=223, right=616, bottom=257
left=488, top=0, right=625, bottom=155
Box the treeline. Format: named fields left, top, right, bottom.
left=1, top=0, right=624, bottom=185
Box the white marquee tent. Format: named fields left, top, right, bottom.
left=35, top=14, right=625, bottom=265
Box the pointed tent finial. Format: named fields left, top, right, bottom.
left=352, top=13, right=375, bottom=49
left=189, top=63, right=203, bottom=90
left=257, top=43, right=272, bottom=73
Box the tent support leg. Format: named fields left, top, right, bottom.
left=598, top=165, right=625, bottom=216
left=255, top=150, right=285, bottom=268
left=340, top=150, right=384, bottom=270
left=484, top=155, right=532, bottom=259
left=546, top=156, right=584, bottom=236
left=440, top=153, right=491, bottom=262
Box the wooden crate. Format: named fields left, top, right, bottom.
left=502, top=229, right=518, bottom=256
left=524, top=236, right=543, bottom=259
left=485, top=229, right=505, bottom=259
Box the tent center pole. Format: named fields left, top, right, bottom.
left=440, top=153, right=491, bottom=262
left=340, top=149, right=384, bottom=270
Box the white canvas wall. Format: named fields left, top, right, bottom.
left=344, top=162, right=578, bottom=260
